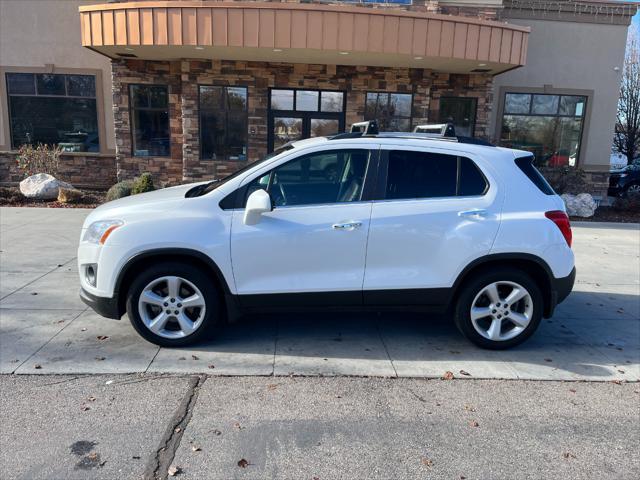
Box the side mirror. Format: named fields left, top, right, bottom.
left=243, top=189, right=272, bottom=225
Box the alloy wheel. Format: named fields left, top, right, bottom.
left=470, top=281, right=533, bottom=342
left=137, top=276, right=206, bottom=339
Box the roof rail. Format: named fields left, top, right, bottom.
left=350, top=120, right=379, bottom=135
left=413, top=123, right=456, bottom=137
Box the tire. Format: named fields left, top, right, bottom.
left=126, top=261, right=222, bottom=347
left=623, top=182, right=640, bottom=197
left=454, top=267, right=543, bottom=350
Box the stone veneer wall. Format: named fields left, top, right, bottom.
left=0, top=152, right=117, bottom=189
left=112, top=58, right=494, bottom=184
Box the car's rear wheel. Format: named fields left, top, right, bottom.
left=623, top=182, right=640, bottom=197
left=126, top=262, right=222, bottom=347
left=454, top=268, right=543, bottom=349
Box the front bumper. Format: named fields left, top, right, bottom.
left=79, top=288, right=122, bottom=320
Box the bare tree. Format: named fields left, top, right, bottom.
left=614, top=27, right=640, bottom=165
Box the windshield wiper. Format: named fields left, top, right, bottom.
left=185, top=180, right=219, bottom=198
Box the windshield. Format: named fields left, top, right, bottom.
left=186, top=144, right=295, bottom=198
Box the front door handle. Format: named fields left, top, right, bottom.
left=458, top=209, right=488, bottom=218
left=332, top=222, right=363, bottom=230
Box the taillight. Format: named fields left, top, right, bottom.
left=545, top=210, right=572, bottom=248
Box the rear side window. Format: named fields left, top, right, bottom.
left=515, top=155, right=555, bottom=195
left=385, top=150, right=488, bottom=200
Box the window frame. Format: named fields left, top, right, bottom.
left=220, top=147, right=381, bottom=210
left=374, top=148, right=489, bottom=201
left=495, top=86, right=593, bottom=168
left=1, top=67, right=107, bottom=154
left=198, top=84, right=249, bottom=162
left=128, top=83, right=171, bottom=158
left=364, top=91, right=414, bottom=132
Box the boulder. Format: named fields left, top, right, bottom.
left=57, top=187, right=84, bottom=204
left=19, top=173, right=73, bottom=200
left=561, top=193, right=597, bottom=218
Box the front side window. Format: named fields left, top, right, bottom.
left=385, top=150, right=487, bottom=200
left=246, top=149, right=370, bottom=207
left=129, top=84, right=170, bottom=157
left=200, top=86, right=248, bottom=161
left=6, top=73, right=99, bottom=152
left=500, top=93, right=587, bottom=167
left=365, top=92, right=413, bottom=132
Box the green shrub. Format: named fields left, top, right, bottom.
left=613, top=190, right=640, bottom=213
left=131, top=172, right=155, bottom=195
left=106, top=180, right=134, bottom=202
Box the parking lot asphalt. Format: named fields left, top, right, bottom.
left=0, top=207, right=639, bottom=381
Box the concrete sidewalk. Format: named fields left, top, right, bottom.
left=1, top=207, right=638, bottom=381
left=1, top=375, right=639, bottom=480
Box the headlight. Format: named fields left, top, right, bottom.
left=83, top=220, right=124, bottom=244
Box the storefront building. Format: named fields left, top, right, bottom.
left=0, top=1, right=637, bottom=194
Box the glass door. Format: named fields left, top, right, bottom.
left=268, top=89, right=346, bottom=151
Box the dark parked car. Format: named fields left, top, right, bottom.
left=609, top=161, right=640, bottom=197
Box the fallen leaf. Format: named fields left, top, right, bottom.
left=95, top=356, right=106, bottom=361
left=420, top=457, right=433, bottom=467
left=88, top=452, right=98, bottom=460
left=96, top=335, right=109, bottom=341
left=191, top=355, right=199, bottom=360
left=168, top=465, right=182, bottom=476
left=34, top=364, right=42, bottom=369
left=81, top=405, right=90, bottom=411
left=191, top=445, right=201, bottom=452
left=208, top=364, right=215, bottom=369
left=54, top=319, right=66, bottom=324
left=132, top=456, right=140, bottom=459
left=31, top=292, right=38, bottom=296
left=174, top=427, right=181, bottom=433
left=267, top=384, right=278, bottom=391
left=233, top=422, right=243, bottom=430
left=99, top=460, right=106, bottom=467
left=211, top=429, right=222, bottom=436
left=87, top=396, right=97, bottom=402
left=178, top=357, right=186, bottom=361
left=469, top=421, right=479, bottom=428
left=464, top=405, right=476, bottom=412
left=442, top=371, right=454, bottom=380
left=563, top=452, right=576, bottom=459
left=459, top=370, right=471, bottom=376
left=237, top=458, right=249, bottom=468
left=81, top=327, right=87, bottom=332
left=618, top=369, right=625, bottom=374
left=611, top=380, right=623, bottom=385
left=569, top=389, right=576, bottom=393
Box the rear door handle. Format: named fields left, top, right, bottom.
left=458, top=209, right=488, bottom=218
left=332, top=222, right=363, bottom=230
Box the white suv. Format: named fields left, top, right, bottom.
left=78, top=130, right=575, bottom=349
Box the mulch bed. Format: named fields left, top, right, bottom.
left=0, top=186, right=106, bottom=209
left=570, top=207, right=639, bottom=224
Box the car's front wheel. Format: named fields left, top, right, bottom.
left=454, top=268, right=543, bottom=349
left=126, top=262, right=222, bottom=347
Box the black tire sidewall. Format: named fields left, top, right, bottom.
left=454, top=268, right=543, bottom=350
left=126, top=262, right=221, bottom=347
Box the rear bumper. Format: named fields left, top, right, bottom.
left=79, top=288, right=121, bottom=320
left=545, top=267, right=576, bottom=318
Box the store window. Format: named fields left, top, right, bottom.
left=6, top=72, right=99, bottom=152
left=200, top=86, right=248, bottom=161
left=500, top=93, right=588, bottom=167
left=364, top=92, right=413, bottom=131
left=439, top=97, right=477, bottom=137
left=129, top=85, right=170, bottom=157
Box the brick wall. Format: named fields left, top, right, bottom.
left=113, top=59, right=494, bottom=184
left=0, top=152, right=116, bottom=189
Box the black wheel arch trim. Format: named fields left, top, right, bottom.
left=113, top=248, right=234, bottom=317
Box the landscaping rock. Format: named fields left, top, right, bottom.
left=57, top=187, right=84, bottom=204
left=561, top=193, right=597, bottom=217
left=19, top=174, right=73, bottom=200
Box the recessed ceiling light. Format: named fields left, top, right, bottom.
left=195, top=46, right=204, bottom=50
left=125, top=47, right=134, bottom=51
left=414, top=56, right=424, bottom=60
left=339, top=51, right=350, bottom=55
left=478, top=63, right=487, bottom=67
left=273, top=48, right=283, bottom=52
